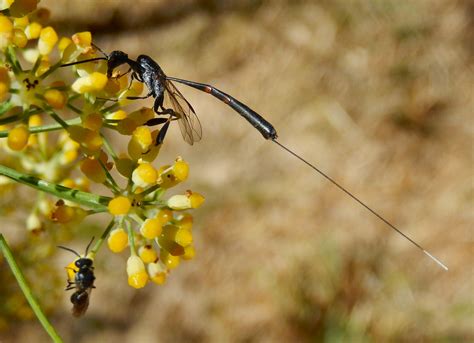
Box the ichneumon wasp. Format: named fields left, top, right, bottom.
left=61, top=45, right=448, bottom=271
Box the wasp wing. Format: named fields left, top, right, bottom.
left=163, top=79, right=202, bottom=145
left=71, top=289, right=91, bottom=317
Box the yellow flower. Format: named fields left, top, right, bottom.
left=7, top=124, right=29, bottom=151
left=147, top=262, right=167, bottom=285
left=0, top=15, right=13, bottom=49
left=0, top=0, right=15, bottom=11
left=139, top=218, right=162, bottom=239
left=38, top=26, right=58, bottom=55
left=108, top=196, right=131, bottom=216
left=127, top=255, right=148, bottom=288
left=71, top=72, right=108, bottom=93
left=138, top=245, right=158, bottom=264
left=132, top=163, right=158, bottom=188
left=107, top=228, right=128, bottom=253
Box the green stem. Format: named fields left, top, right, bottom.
left=126, top=219, right=137, bottom=256
left=0, top=164, right=110, bottom=211
left=0, top=118, right=81, bottom=137
left=0, top=234, right=63, bottom=343
left=90, top=219, right=116, bottom=256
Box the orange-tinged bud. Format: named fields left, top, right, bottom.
left=83, top=113, right=103, bottom=131
left=44, top=89, right=66, bottom=109
left=0, top=67, right=10, bottom=101
left=12, top=28, right=27, bottom=48
left=156, top=209, right=173, bottom=225
left=72, top=31, right=91, bottom=50
left=80, top=158, right=106, bottom=184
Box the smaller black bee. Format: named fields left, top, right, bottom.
left=58, top=237, right=96, bottom=317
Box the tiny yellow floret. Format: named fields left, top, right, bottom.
left=72, top=31, right=92, bottom=49
left=24, top=21, right=41, bottom=40
left=71, top=72, right=108, bottom=93
left=160, top=250, right=180, bottom=269
left=138, top=245, right=158, bottom=264
left=189, top=192, right=205, bottom=208
left=147, top=262, right=167, bottom=285
left=182, top=245, right=196, bottom=260
left=58, top=37, right=72, bottom=52
left=44, top=89, right=66, bottom=109
left=173, top=160, right=189, bottom=181
left=127, top=255, right=148, bottom=288
left=107, top=228, right=128, bottom=253
left=140, top=218, right=162, bottom=239
left=83, top=113, right=103, bottom=131
left=157, top=209, right=173, bottom=225
left=0, top=0, right=15, bottom=11
left=38, top=26, right=58, bottom=55
left=12, top=28, right=28, bottom=48
left=132, top=163, right=157, bottom=187
left=167, top=194, right=191, bottom=210
left=0, top=15, right=13, bottom=48
left=108, top=196, right=131, bottom=215
left=7, top=124, right=29, bottom=151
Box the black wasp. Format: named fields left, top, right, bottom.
left=58, top=237, right=96, bottom=317
left=61, top=47, right=448, bottom=271
left=62, top=46, right=276, bottom=146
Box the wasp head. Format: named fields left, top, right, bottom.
left=107, top=50, right=129, bottom=78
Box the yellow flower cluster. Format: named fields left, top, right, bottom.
left=0, top=1, right=204, bottom=294
left=105, top=157, right=203, bottom=288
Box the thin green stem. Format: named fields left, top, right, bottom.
left=101, top=133, right=118, bottom=161
left=98, top=158, right=121, bottom=193
left=48, top=111, right=69, bottom=129
left=0, top=234, right=63, bottom=343
left=126, top=219, right=137, bottom=256
left=0, top=118, right=81, bottom=137
left=90, top=219, right=116, bottom=256
left=0, top=164, right=110, bottom=210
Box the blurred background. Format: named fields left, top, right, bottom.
left=2, top=0, right=473, bottom=342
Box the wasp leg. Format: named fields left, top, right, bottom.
left=155, top=120, right=171, bottom=146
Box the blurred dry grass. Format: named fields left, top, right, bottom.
left=3, top=0, right=473, bottom=342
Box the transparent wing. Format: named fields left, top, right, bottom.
left=163, top=79, right=202, bottom=145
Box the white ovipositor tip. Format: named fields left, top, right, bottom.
left=423, top=250, right=448, bottom=271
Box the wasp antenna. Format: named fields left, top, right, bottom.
left=91, top=43, right=108, bottom=58
left=84, top=237, right=95, bottom=256
left=272, top=139, right=448, bottom=271
left=57, top=245, right=81, bottom=258
left=60, top=57, right=107, bottom=68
